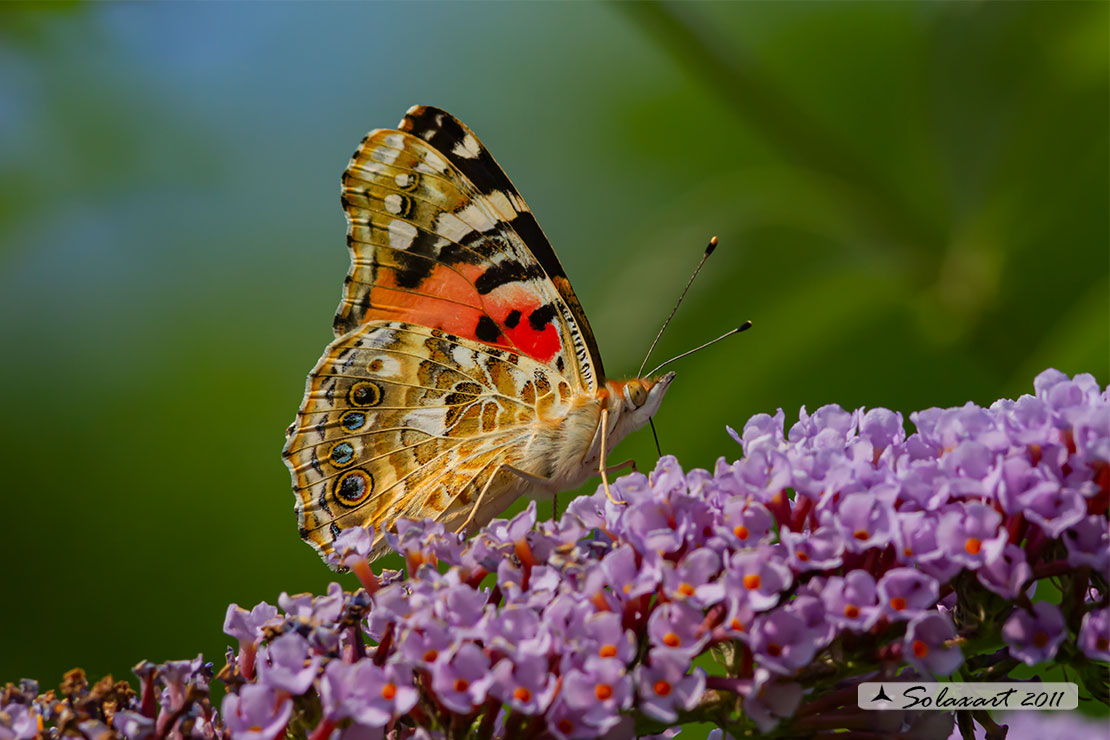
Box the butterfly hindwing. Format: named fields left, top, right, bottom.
left=283, top=321, right=576, bottom=561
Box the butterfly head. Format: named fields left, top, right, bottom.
left=610, top=371, right=676, bottom=430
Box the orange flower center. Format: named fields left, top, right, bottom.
left=743, top=574, right=762, bottom=590
left=513, top=687, right=532, bottom=702
left=381, top=683, right=397, bottom=700
left=766, top=643, right=782, bottom=657
left=729, top=618, right=745, bottom=632
left=796, top=551, right=810, bottom=562
left=913, top=640, right=929, bottom=658
left=663, top=632, right=681, bottom=648
left=890, top=596, right=907, bottom=611
left=853, top=529, right=870, bottom=541
left=599, top=644, right=618, bottom=658
left=595, top=683, right=613, bottom=701
left=844, top=604, right=860, bottom=619
left=654, top=680, right=672, bottom=696
left=1097, top=637, right=1109, bottom=651
left=557, top=719, right=574, bottom=733
left=678, top=583, right=695, bottom=597
left=734, top=525, right=750, bottom=540
left=454, top=679, right=469, bottom=692
left=422, top=649, right=438, bottom=663
left=965, top=537, right=982, bottom=555
left=1033, top=632, right=1049, bottom=648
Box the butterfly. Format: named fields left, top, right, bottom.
left=282, top=105, right=675, bottom=565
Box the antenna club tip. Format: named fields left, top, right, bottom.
left=737, top=320, right=753, bottom=332
left=705, top=235, right=719, bottom=256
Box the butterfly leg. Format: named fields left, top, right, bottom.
left=502, top=464, right=559, bottom=492
left=603, top=459, right=637, bottom=475
left=459, top=464, right=506, bottom=534
left=500, top=465, right=562, bottom=519
left=598, top=407, right=626, bottom=506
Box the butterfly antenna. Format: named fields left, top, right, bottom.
left=637, top=235, right=719, bottom=377
left=648, top=417, right=662, bottom=457
left=647, top=321, right=753, bottom=377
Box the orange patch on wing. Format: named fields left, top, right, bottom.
left=362, top=262, right=563, bottom=364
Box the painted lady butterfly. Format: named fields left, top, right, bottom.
left=282, top=106, right=674, bottom=565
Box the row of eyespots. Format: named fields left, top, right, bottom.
left=333, top=468, right=373, bottom=507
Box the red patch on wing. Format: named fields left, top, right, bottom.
left=486, top=284, right=562, bottom=364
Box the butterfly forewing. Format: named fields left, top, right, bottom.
left=285, top=107, right=606, bottom=564
left=336, top=106, right=604, bottom=390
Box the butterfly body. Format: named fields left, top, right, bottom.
left=283, top=106, right=673, bottom=565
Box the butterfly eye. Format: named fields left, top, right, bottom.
left=627, top=381, right=648, bottom=407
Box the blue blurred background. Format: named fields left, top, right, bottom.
left=1, top=0, right=1106, bottom=722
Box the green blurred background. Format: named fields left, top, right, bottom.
left=1, top=0, right=1106, bottom=722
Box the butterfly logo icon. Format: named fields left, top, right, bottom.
left=283, top=106, right=686, bottom=565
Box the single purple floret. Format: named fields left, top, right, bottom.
left=486, top=604, right=551, bottom=658
left=779, top=526, right=844, bottom=572
left=1022, top=487, right=1088, bottom=539
left=490, top=654, right=557, bottom=715
left=976, top=543, right=1033, bottom=599
left=327, top=524, right=375, bottom=570
left=877, top=568, right=940, bottom=621
left=223, top=602, right=279, bottom=644
left=935, top=502, right=1007, bottom=569
left=221, top=684, right=292, bottom=740
left=725, top=549, right=793, bottom=611
left=255, top=631, right=320, bottom=696
left=560, top=656, right=633, bottom=733
left=573, top=611, right=637, bottom=665
left=904, top=612, right=963, bottom=676
left=832, top=492, right=897, bottom=553
left=429, top=643, right=492, bottom=714
left=821, top=570, right=881, bottom=632
left=634, top=649, right=706, bottom=723
left=1078, top=608, right=1110, bottom=662
left=661, top=548, right=724, bottom=607
left=647, top=602, right=710, bottom=657
left=1002, top=602, right=1067, bottom=665
left=598, top=544, right=661, bottom=602
left=750, top=608, right=817, bottom=675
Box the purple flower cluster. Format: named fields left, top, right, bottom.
left=1, top=660, right=218, bottom=740
left=3, top=369, right=1107, bottom=740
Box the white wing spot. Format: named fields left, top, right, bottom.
left=394, top=173, right=414, bottom=188
left=485, top=190, right=520, bottom=220
left=365, top=354, right=401, bottom=376
left=456, top=203, right=496, bottom=233
left=369, top=147, right=400, bottom=166
left=388, top=219, right=418, bottom=250
left=404, top=407, right=448, bottom=433
left=384, top=194, right=403, bottom=215
left=384, top=133, right=406, bottom=149
left=452, top=133, right=482, bottom=160
left=364, top=328, right=398, bottom=349
left=349, top=160, right=389, bottom=180
left=422, top=151, right=447, bottom=172
left=436, top=212, right=473, bottom=242
left=451, top=344, right=476, bottom=369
